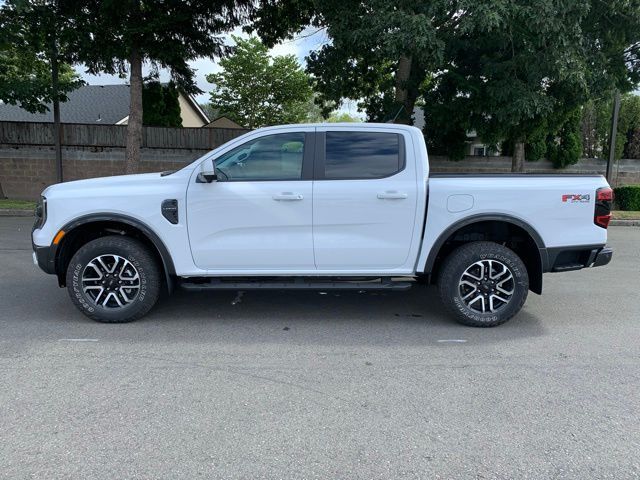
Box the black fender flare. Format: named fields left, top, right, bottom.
left=423, top=213, right=548, bottom=293
left=55, top=213, right=176, bottom=292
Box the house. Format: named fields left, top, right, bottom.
left=0, top=84, right=209, bottom=127
left=413, top=107, right=500, bottom=156
left=204, top=116, right=245, bottom=130
left=465, top=130, right=501, bottom=157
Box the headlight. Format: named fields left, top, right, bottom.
left=34, top=196, right=47, bottom=229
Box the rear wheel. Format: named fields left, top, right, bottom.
left=66, top=236, right=161, bottom=323
left=438, top=241, right=529, bottom=327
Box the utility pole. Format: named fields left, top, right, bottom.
left=50, top=1, right=63, bottom=183
left=606, top=90, right=621, bottom=184
left=51, top=41, right=63, bottom=183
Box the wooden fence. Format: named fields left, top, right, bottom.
left=0, top=121, right=249, bottom=150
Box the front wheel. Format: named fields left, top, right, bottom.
left=438, top=241, right=529, bottom=327
left=66, top=236, right=161, bottom=323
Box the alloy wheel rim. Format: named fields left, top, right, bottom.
left=81, top=255, right=140, bottom=309
left=458, top=259, right=515, bottom=314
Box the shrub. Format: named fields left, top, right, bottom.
left=525, top=127, right=548, bottom=162
left=548, top=111, right=583, bottom=169
left=614, top=185, right=640, bottom=211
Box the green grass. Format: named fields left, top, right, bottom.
left=0, top=199, right=36, bottom=210
left=612, top=210, right=640, bottom=220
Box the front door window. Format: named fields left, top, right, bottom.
left=215, top=133, right=306, bottom=181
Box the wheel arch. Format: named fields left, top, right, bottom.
left=53, top=213, right=175, bottom=292
left=423, top=214, right=548, bottom=294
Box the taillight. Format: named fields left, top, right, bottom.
left=594, top=187, right=613, bottom=229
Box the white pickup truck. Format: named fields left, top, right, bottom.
left=32, top=123, right=613, bottom=327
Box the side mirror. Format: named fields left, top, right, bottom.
left=196, top=158, right=217, bottom=183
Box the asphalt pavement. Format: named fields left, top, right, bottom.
left=1, top=217, right=639, bottom=479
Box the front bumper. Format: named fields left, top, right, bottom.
left=33, top=244, right=56, bottom=275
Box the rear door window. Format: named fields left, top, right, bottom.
left=323, top=131, right=404, bottom=180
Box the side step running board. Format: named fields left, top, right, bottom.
left=180, top=278, right=413, bottom=291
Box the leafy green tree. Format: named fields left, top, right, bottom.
left=581, top=100, right=610, bottom=159
left=206, top=36, right=313, bottom=128
left=301, top=95, right=325, bottom=123
left=618, top=95, right=640, bottom=159
left=326, top=112, right=362, bottom=123
left=252, top=0, right=640, bottom=170
left=142, top=81, right=182, bottom=127
left=249, top=1, right=453, bottom=124
left=0, top=0, right=82, bottom=113
left=625, top=128, right=640, bottom=159
left=581, top=94, right=640, bottom=159
left=70, top=0, right=253, bottom=173
left=424, top=0, right=640, bottom=170
left=0, top=0, right=83, bottom=183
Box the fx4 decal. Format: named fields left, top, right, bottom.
left=562, top=194, right=591, bottom=203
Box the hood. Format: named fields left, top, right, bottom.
left=43, top=172, right=165, bottom=198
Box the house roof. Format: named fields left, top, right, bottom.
left=205, top=116, right=245, bottom=129
left=0, top=83, right=209, bottom=125
left=0, top=85, right=131, bottom=124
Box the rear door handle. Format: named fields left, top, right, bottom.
left=273, top=193, right=304, bottom=201
left=377, top=191, right=408, bottom=200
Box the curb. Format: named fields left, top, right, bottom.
left=610, top=219, right=640, bottom=227
left=0, top=209, right=33, bottom=217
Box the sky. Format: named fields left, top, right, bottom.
left=74, top=26, right=364, bottom=117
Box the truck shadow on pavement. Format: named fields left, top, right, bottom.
left=0, top=248, right=546, bottom=347
left=133, top=285, right=547, bottom=347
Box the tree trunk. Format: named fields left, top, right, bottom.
left=512, top=141, right=525, bottom=172
left=125, top=47, right=143, bottom=174
left=393, top=54, right=415, bottom=124
left=0, top=181, right=6, bottom=199
left=50, top=32, right=63, bottom=183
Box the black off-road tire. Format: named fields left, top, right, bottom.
left=437, top=241, right=529, bottom=327
left=66, top=236, right=161, bottom=323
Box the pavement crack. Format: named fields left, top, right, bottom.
left=120, top=352, right=390, bottom=416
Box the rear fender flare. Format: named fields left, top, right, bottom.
left=422, top=214, right=548, bottom=294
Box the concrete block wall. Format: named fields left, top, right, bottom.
left=0, top=145, right=208, bottom=200
left=429, top=156, right=640, bottom=186
left=2, top=145, right=639, bottom=200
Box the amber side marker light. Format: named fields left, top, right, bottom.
left=53, top=230, right=66, bottom=245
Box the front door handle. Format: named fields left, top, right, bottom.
left=377, top=191, right=408, bottom=200
left=273, top=193, right=304, bottom=201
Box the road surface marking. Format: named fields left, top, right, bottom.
left=59, top=338, right=99, bottom=342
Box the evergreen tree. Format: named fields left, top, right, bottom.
left=142, top=81, right=182, bottom=128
